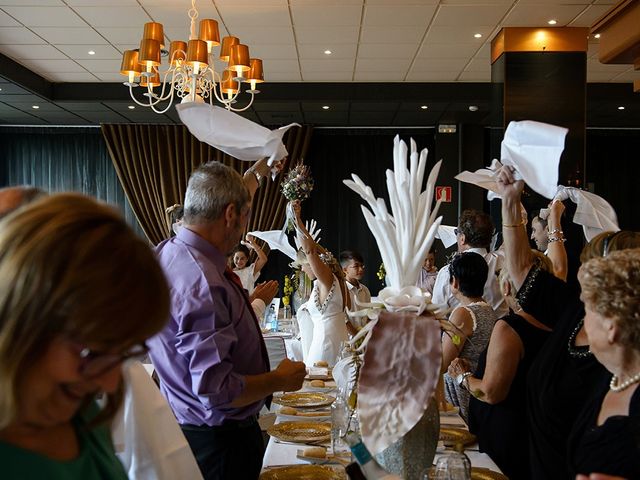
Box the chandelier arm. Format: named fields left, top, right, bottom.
left=226, top=93, right=255, bottom=112
left=128, top=83, right=169, bottom=108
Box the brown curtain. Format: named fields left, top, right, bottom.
left=101, top=123, right=313, bottom=245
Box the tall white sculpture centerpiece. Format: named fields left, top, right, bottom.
left=343, top=136, right=445, bottom=480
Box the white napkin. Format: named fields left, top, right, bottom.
left=436, top=225, right=458, bottom=249
left=454, top=159, right=503, bottom=201
left=552, top=186, right=620, bottom=241
left=248, top=229, right=297, bottom=260
left=501, top=120, right=568, bottom=199
left=112, top=361, right=203, bottom=480
left=176, top=103, right=299, bottom=165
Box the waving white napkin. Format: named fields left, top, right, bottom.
left=454, top=159, right=503, bottom=201
left=248, top=229, right=297, bottom=260
left=436, top=225, right=458, bottom=249
left=112, top=361, right=203, bottom=480
left=176, top=103, right=299, bottom=165
left=500, top=120, right=568, bottom=199
left=549, top=186, right=620, bottom=241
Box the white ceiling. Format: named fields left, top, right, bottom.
left=0, top=0, right=636, bottom=85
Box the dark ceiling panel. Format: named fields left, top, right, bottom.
left=0, top=93, right=48, bottom=104
left=303, top=111, right=349, bottom=125
left=350, top=102, right=400, bottom=112
left=256, top=111, right=304, bottom=125
left=349, top=111, right=397, bottom=125
left=0, top=83, right=31, bottom=95
left=55, top=102, right=113, bottom=112
left=80, top=111, right=129, bottom=123
left=252, top=101, right=301, bottom=113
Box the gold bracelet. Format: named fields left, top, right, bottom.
left=502, top=218, right=526, bottom=228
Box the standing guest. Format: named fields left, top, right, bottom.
left=432, top=210, right=508, bottom=318
left=494, top=164, right=640, bottom=480
left=166, top=203, right=184, bottom=237
left=530, top=210, right=549, bottom=253
left=441, top=252, right=497, bottom=422
left=417, top=250, right=438, bottom=295
left=148, top=160, right=306, bottom=480
left=232, top=234, right=268, bottom=295
left=0, top=193, right=169, bottom=480
left=340, top=250, right=371, bottom=307
left=568, top=249, right=640, bottom=479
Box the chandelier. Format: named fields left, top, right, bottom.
left=119, top=0, right=264, bottom=114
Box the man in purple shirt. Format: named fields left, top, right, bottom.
left=149, top=161, right=306, bottom=480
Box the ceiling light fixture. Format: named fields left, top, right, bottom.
left=32, top=105, right=40, bottom=109
left=322, top=105, right=330, bottom=110
left=324, top=50, right=332, bottom=55
left=594, top=33, right=601, bottom=39
left=548, top=19, right=557, bottom=25
left=119, top=0, right=263, bottom=113
left=421, top=105, right=428, bottom=110
left=474, top=33, right=482, bottom=38
left=128, top=105, right=136, bottom=109
left=88, top=50, right=96, bottom=55
left=468, top=105, right=478, bottom=111
left=618, top=106, right=625, bottom=110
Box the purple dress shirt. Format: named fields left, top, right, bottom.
left=148, top=228, right=269, bottom=426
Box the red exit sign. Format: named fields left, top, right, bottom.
left=436, top=186, right=452, bottom=203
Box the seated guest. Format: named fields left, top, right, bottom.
left=340, top=250, right=371, bottom=327
left=432, top=209, right=508, bottom=318
left=441, top=252, right=497, bottom=422
left=416, top=250, right=438, bottom=295
left=494, top=165, right=640, bottom=480
left=0, top=193, right=169, bottom=480
left=232, top=234, right=268, bottom=295
left=449, top=253, right=553, bottom=480
left=293, top=201, right=353, bottom=365
left=567, top=249, right=640, bottom=479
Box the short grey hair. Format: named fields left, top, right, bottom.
left=184, top=161, right=249, bottom=224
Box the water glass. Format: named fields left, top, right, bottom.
left=331, top=390, right=349, bottom=453
left=426, top=453, right=471, bottom=480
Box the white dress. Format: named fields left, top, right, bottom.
left=298, top=276, right=349, bottom=367
left=234, top=263, right=258, bottom=295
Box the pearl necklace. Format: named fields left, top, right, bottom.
left=610, top=372, right=640, bottom=392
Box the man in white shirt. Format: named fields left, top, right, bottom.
left=340, top=250, right=371, bottom=328
left=432, top=210, right=508, bottom=318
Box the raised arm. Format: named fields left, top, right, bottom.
left=243, top=158, right=271, bottom=201
left=495, top=166, right=534, bottom=290
left=545, top=200, right=568, bottom=281
left=245, top=234, right=268, bottom=274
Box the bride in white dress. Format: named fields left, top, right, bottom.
left=292, top=202, right=355, bottom=366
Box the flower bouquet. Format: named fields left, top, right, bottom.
left=282, top=163, right=314, bottom=232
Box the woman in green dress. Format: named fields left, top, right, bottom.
left=0, top=193, right=169, bottom=480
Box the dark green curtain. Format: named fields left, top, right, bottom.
left=301, top=129, right=437, bottom=294
left=0, top=127, right=145, bottom=238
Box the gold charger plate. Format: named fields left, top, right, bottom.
left=260, top=465, right=345, bottom=480
left=439, top=427, right=477, bottom=447
left=471, top=467, right=508, bottom=480
left=274, top=392, right=335, bottom=408
left=267, top=421, right=331, bottom=443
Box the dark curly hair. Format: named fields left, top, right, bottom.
left=458, top=209, right=494, bottom=249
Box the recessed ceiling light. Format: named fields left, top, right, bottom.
left=32, top=105, right=40, bottom=109
left=594, top=33, right=601, bottom=39
left=0, top=87, right=3, bottom=92
left=420, top=105, right=428, bottom=110
left=468, top=105, right=479, bottom=112
left=128, top=105, right=135, bottom=110
left=322, top=105, right=330, bottom=110
left=88, top=50, right=96, bottom=55
left=324, top=50, right=332, bottom=55
left=618, top=106, right=625, bottom=110
left=474, top=33, right=482, bottom=38
left=548, top=19, right=557, bottom=25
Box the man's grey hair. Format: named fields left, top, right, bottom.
left=183, top=161, right=249, bottom=225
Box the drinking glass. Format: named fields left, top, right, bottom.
left=426, top=453, right=471, bottom=480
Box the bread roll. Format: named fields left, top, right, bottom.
left=310, top=379, right=325, bottom=388
left=314, top=360, right=329, bottom=367
left=303, top=446, right=327, bottom=458
left=279, top=406, right=297, bottom=416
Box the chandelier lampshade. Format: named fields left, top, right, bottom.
left=219, top=36, right=239, bottom=62
left=121, top=0, right=263, bottom=113
left=143, top=22, right=165, bottom=50
left=228, top=44, right=250, bottom=75
left=120, top=50, right=141, bottom=83
left=198, top=19, right=220, bottom=51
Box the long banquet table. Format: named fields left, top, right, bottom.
left=261, top=380, right=503, bottom=477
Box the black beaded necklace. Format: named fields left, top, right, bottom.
left=567, top=319, right=592, bottom=359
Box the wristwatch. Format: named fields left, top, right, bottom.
left=456, top=371, right=472, bottom=387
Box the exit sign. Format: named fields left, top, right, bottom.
left=436, top=186, right=452, bottom=202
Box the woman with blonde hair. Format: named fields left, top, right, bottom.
left=569, top=249, right=640, bottom=479
left=292, top=201, right=353, bottom=366
left=0, top=193, right=169, bottom=479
